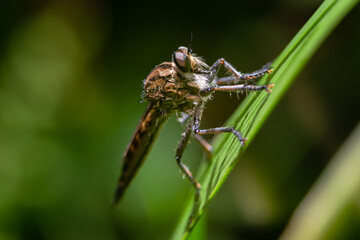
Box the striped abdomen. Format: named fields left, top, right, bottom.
left=113, top=103, right=168, bottom=205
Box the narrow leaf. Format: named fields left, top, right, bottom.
left=172, top=0, right=359, bottom=239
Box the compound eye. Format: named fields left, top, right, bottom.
left=174, top=52, right=191, bottom=72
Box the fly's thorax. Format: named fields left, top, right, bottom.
left=142, top=62, right=210, bottom=111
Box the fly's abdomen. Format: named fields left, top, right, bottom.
left=113, top=103, right=167, bottom=205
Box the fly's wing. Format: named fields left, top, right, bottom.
left=113, top=103, right=167, bottom=205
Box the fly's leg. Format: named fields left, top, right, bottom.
left=176, top=122, right=201, bottom=230
left=208, top=58, right=273, bottom=84
left=214, top=76, right=239, bottom=85
left=197, top=82, right=275, bottom=147
left=181, top=106, right=247, bottom=229
left=178, top=112, right=212, bottom=160
left=193, top=134, right=213, bottom=160
left=201, top=83, right=275, bottom=95
left=216, top=67, right=271, bottom=85
left=216, top=68, right=273, bottom=85
left=193, top=108, right=247, bottom=146
left=194, top=126, right=247, bottom=146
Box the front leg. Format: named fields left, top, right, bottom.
left=209, top=58, right=273, bottom=84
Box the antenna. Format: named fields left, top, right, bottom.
left=188, top=32, right=193, bottom=53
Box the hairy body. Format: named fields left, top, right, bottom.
left=113, top=46, right=273, bottom=229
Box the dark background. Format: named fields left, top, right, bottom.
left=0, top=0, right=359, bottom=239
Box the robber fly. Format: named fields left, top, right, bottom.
left=113, top=46, right=273, bottom=228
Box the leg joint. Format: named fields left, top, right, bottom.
left=200, top=87, right=215, bottom=96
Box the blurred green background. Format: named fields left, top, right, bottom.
left=0, top=0, right=359, bottom=239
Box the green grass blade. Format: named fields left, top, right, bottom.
left=279, top=123, right=360, bottom=240
left=172, top=0, right=359, bottom=239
